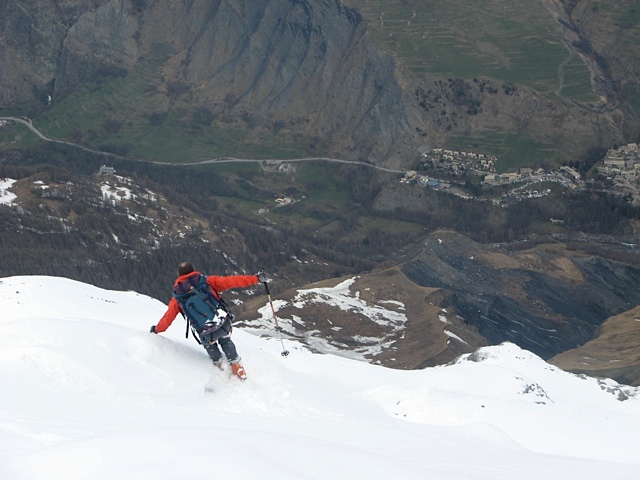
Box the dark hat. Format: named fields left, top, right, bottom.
left=177, top=262, right=195, bottom=276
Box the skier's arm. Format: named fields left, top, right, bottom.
left=207, top=274, right=259, bottom=292
left=154, top=297, right=181, bottom=333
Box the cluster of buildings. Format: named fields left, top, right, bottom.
left=483, top=165, right=581, bottom=188
left=597, top=143, right=640, bottom=178
left=408, top=147, right=591, bottom=204
left=401, top=170, right=450, bottom=189
left=421, top=148, right=497, bottom=175
left=415, top=148, right=582, bottom=193
left=262, top=160, right=297, bottom=174
left=594, top=143, right=640, bottom=203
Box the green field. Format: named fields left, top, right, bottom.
left=348, top=0, right=595, bottom=97
left=559, top=55, right=600, bottom=102
left=446, top=128, right=559, bottom=172
left=0, top=122, right=41, bottom=150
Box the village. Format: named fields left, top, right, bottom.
left=594, top=143, right=640, bottom=203
left=399, top=144, right=640, bottom=206
left=253, top=144, right=640, bottom=210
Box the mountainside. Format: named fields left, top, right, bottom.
left=0, top=158, right=393, bottom=298
left=2, top=0, right=640, bottom=386
left=0, top=0, right=413, bottom=164
left=235, top=231, right=640, bottom=384
left=1, top=0, right=638, bottom=167
left=1, top=275, right=639, bottom=479
left=0, top=167, right=260, bottom=296
left=550, top=305, right=640, bottom=386
left=236, top=268, right=487, bottom=369
left=347, top=0, right=640, bottom=167
left=3, top=160, right=640, bottom=384
left=401, top=232, right=640, bottom=364
left=0, top=173, right=295, bottom=296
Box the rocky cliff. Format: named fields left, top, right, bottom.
left=2, top=1, right=637, bottom=168
left=0, top=0, right=413, bottom=164
left=401, top=230, right=640, bottom=361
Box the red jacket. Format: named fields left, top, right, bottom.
left=155, top=271, right=259, bottom=333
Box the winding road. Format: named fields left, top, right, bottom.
left=0, top=116, right=405, bottom=174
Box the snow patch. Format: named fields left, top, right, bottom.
left=292, top=278, right=408, bottom=329
left=0, top=178, right=17, bottom=205
left=444, top=329, right=468, bottom=344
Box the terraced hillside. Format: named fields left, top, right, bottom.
left=349, top=1, right=591, bottom=94
left=346, top=0, right=639, bottom=167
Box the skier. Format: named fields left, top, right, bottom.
left=150, top=262, right=268, bottom=380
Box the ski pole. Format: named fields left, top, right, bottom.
left=263, top=281, right=290, bottom=357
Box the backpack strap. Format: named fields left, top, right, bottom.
left=193, top=277, right=233, bottom=318
left=209, top=285, right=233, bottom=319
left=173, top=274, right=204, bottom=341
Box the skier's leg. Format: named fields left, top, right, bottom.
left=221, top=335, right=245, bottom=380
left=208, top=318, right=238, bottom=363
left=218, top=333, right=246, bottom=380
left=218, top=335, right=239, bottom=364
left=202, top=339, right=223, bottom=365
left=201, top=319, right=243, bottom=377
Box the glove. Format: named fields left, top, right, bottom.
left=256, top=271, right=270, bottom=283
left=150, top=325, right=157, bottom=333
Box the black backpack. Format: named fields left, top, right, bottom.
left=172, top=274, right=232, bottom=338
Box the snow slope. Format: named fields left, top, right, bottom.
left=0, top=276, right=639, bottom=479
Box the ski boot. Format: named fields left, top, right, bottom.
left=231, top=362, right=247, bottom=381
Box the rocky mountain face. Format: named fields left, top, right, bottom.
left=401, top=231, right=640, bottom=360
left=0, top=0, right=413, bottom=164
left=1, top=0, right=637, bottom=167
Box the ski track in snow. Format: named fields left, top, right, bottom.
left=0, top=276, right=639, bottom=479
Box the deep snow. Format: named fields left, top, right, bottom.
left=1, top=275, right=639, bottom=479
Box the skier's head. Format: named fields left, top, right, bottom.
left=177, top=262, right=195, bottom=276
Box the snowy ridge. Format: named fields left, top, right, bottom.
left=1, top=276, right=639, bottom=479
